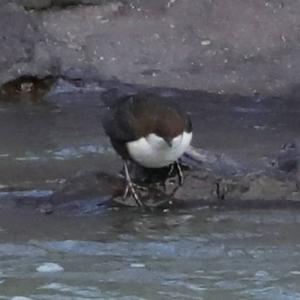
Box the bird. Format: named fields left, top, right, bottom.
left=101, top=92, right=192, bottom=206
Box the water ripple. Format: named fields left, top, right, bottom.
left=32, top=240, right=226, bottom=259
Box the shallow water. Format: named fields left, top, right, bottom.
left=1, top=209, right=300, bottom=299
left=0, top=93, right=116, bottom=189
left=0, top=89, right=299, bottom=299
left=0, top=90, right=299, bottom=189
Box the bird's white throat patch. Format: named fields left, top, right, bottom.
left=126, top=132, right=192, bottom=168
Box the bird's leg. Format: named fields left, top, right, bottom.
left=174, top=160, right=184, bottom=185
left=167, top=162, right=175, bottom=178
left=123, top=160, right=144, bottom=207
left=166, top=160, right=183, bottom=197
left=162, top=162, right=175, bottom=191
left=166, top=160, right=184, bottom=186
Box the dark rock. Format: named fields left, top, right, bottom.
left=47, top=170, right=115, bottom=214
left=0, top=75, right=56, bottom=101
left=7, top=0, right=112, bottom=10
left=276, top=142, right=299, bottom=173
left=107, top=144, right=300, bottom=208
left=17, top=0, right=52, bottom=10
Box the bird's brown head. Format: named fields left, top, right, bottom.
left=129, top=98, right=189, bottom=142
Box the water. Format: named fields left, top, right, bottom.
left=0, top=93, right=116, bottom=189
left=0, top=89, right=299, bottom=299
left=0, top=209, right=300, bottom=299
left=0, top=90, right=298, bottom=188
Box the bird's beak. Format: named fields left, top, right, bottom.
left=164, top=137, right=173, bottom=147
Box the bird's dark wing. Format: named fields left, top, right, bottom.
left=185, top=114, right=192, bottom=133
left=100, top=95, right=137, bottom=142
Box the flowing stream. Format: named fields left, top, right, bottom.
left=0, top=89, right=299, bottom=299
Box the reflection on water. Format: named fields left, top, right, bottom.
left=0, top=93, right=118, bottom=187
left=0, top=90, right=299, bottom=188
left=0, top=209, right=300, bottom=299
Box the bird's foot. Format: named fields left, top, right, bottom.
left=122, top=160, right=147, bottom=207
left=123, top=181, right=148, bottom=207
left=166, top=160, right=184, bottom=186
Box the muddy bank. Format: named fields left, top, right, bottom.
left=2, top=1, right=300, bottom=96
left=0, top=84, right=299, bottom=213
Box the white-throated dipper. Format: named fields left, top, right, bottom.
left=102, top=93, right=192, bottom=206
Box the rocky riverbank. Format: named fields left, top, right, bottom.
left=2, top=0, right=300, bottom=97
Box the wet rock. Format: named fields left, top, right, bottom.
left=224, top=173, right=300, bottom=202
left=183, top=147, right=246, bottom=176
left=275, top=142, right=299, bottom=173
left=173, top=172, right=217, bottom=204
left=109, top=147, right=298, bottom=209
left=48, top=170, right=115, bottom=214
left=1, top=145, right=299, bottom=212
left=0, top=75, right=55, bottom=101
left=173, top=147, right=300, bottom=207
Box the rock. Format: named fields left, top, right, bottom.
left=223, top=173, right=300, bottom=202
left=18, top=0, right=52, bottom=10
left=7, top=0, right=111, bottom=10
left=276, top=142, right=299, bottom=173
left=3, top=1, right=300, bottom=96
left=172, top=145, right=300, bottom=205
left=48, top=170, right=114, bottom=214
left=0, top=75, right=55, bottom=101
left=0, top=3, right=56, bottom=87
left=0, top=3, right=36, bottom=73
